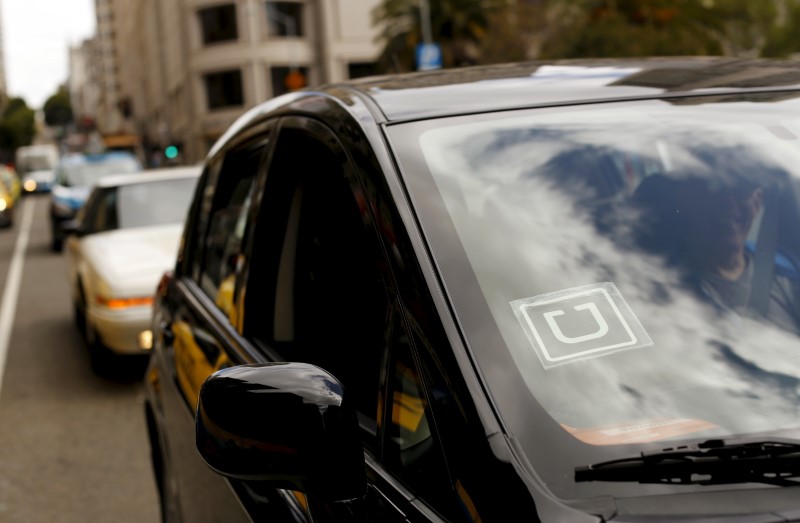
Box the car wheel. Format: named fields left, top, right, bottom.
left=51, top=222, right=63, bottom=252
left=85, top=320, right=114, bottom=374
left=79, top=290, right=114, bottom=375
left=73, top=291, right=86, bottom=335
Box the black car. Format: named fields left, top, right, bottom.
left=144, top=58, right=800, bottom=523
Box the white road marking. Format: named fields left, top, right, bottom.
left=0, top=198, right=36, bottom=396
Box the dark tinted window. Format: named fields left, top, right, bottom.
left=245, top=124, right=388, bottom=447
left=198, top=4, right=238, bottom=44
left=266, top=2, right=303, bottom=36
left=199, top=143, right=264, bottom=320
left=383, top=313, right=458, bottom=520
left=84, top=188, right=118, bottom=233
left=204, top=70, right=244, bottom=110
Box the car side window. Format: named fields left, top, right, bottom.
left=244, top=121, right=389, bottom=450
left=197, top=139, right=266, bottom=321
left=92, top=189, right=118, bottom=233
left=384, top=312, right=460, bottom=521
left=80, top=188, right=117, bottom=235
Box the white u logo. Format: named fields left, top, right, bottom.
left=543, top=303, right=609, bottom=344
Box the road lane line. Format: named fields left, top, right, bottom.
left=0, top=198, right=36, bottom=396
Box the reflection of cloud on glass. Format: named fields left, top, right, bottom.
left=529, top=65, right=643, bottom=84
left=418, top=105, right=800, bottom=437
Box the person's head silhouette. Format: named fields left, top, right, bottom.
left=633, top=173, right=763, bottom=281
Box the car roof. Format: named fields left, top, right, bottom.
left=96, top=165, right=202, bottom=188
left=324, top=57, right=800, bottom=122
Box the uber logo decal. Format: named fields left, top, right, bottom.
left=510, top=283, right=653, bottom=368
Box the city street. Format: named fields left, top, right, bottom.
left=0, top=195, right=159, bottom=522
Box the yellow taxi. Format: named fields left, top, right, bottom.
left=0, top=179, right=15, bottom=227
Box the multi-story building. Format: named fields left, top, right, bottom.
left=0, top=2, right=7, bottom=98
left=112, top=0, right=382, bottom=164
left=68, top=38, right=100, bottom=131
left=94, top=0, right=128, bottom=136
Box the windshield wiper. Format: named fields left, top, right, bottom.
left=575, top=439, right=800, bottom=487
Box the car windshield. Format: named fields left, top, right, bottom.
left=58, top=156, right=140, bottom=187
left=389, top=93, right=800, bottom=500
left=116, top=177, right=198, bottom=229
left=23, top=155, right=54, bottom=172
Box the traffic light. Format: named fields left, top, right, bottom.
left=164, top=145, right=179, bottom=160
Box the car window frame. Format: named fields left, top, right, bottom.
left=178, top=120, right=276, bottom=285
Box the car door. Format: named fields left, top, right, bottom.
left=155, top=122, right=280, bottom=523
left=231, top=115, right=478, bottom=522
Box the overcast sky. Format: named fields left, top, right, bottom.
left=2, top=0, right=95, bottom=109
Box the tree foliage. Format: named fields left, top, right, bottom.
left=43, top=85, right=73, bottom=128
left=372, top=0, right=506, bottom=72
left=373, top=0, right=800, bottom=69
left=0, top=97, right=35, bottom=156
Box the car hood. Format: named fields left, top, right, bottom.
left=81, top=223, right=183, bottom=296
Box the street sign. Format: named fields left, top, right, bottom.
left=416, top=43, right=442, bottom=71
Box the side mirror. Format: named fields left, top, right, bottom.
left=196, top=362, right=365, bottom=502
left=60, top=219, right=84, bottom=237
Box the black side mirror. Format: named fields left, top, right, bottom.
left=196, top=362, right=365, bottom=502
left=60, top=220, right=84, bottom=237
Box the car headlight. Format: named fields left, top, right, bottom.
left=23, top=179, right=36, bottom=192
left=0, top=199, right=6, bottom=211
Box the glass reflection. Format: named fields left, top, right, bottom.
left=406, top=100, right=800, bottom=496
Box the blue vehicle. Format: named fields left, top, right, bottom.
left=49, top=151, right=142, bottom=251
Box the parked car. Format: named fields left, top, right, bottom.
left=21, top=168, right=56, bottom=194
left=145, top=58, right=800, bottom=523
left=50, top=151, right=142, bottom=252
left=63, top=166, right=201, bottom=371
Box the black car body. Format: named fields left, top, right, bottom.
left=144, top=58, right=800, bottom=523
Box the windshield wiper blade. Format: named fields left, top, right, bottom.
left=575, top=439, right=800, bottom=487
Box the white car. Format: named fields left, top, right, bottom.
left=64, top=165, right=201, bottom=370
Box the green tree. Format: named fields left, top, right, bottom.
left=373, top=0, right=506, bottom=72
left=539, top=0, right=725, bottom=59
left=534, top=0, right=790, bottom=60
left=0, top=97, right=36, bottom=160
left=762, top=1, right=800, bottom=57
left=43, top=85, right=73, bottom=128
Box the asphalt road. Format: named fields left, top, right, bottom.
left=0, top=195, right=160, bottom=522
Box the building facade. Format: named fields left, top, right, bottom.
left=109, top=0, right=382, bottom=164
left=0, top=1, right=7, bottom=98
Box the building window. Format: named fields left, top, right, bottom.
left=266, top=2, right=303, bottom=37
left=270, top=66, right=308, bottom=97
left=348, top=62, right=378, bottom=79
left=204, top=70, right=244, bottom=110
left=199, top=4, right=238, bottom=45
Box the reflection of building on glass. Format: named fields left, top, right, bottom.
left=632, top=172, right=800, bottom=333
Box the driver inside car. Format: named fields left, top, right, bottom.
left=632, top=172, right=800, bottom=335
